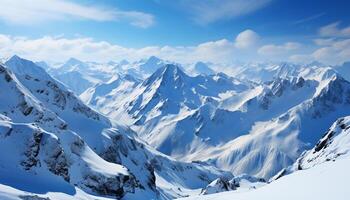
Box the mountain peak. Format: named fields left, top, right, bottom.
left=61, top=58, right=87, bottom=71
left=158, top=64, right=186, bottom=79
left=194, top=61, right=215, bottom=75
left=7, top=55, right=29, bottom=63
left=147, top=56, right=161, bottom=63
left=65, top=57, right=84, bottom=65
left=5, top=55, right=50, bottom=78
left=143, top=64, right=186, bottom=87
left=10, top=54, right=21, bottom=60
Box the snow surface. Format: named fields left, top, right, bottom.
left=181, top=115, right=350, bottom=200
left=180, top=155, right=350, bottom=200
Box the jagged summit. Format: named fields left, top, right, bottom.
left=64, top=57, right=84, bottom=65
left=194, top=61, right=215, bottom=75
left=143, top=64, right=187, bottom=86
left=61, top=57, right=87, bottom=71
left=5, top=55, right=52, bottom=81
left=139, top=56, right=165, bottom=74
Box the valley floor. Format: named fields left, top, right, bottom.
left=180, top=155, right=350, bottom=200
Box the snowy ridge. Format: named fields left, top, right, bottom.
left=297, top=116, right=350, bottom=170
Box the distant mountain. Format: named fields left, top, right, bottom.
left=46, top=58, right=117, bottom=95
left=35, top=60, right=50, bottom=69
left=139, top=56, right=165, bottom=74
left=232, top=62, right=330, bottom=83
left=334, top=61, right=350, bottom=81
left=54, top=70, right=99, bottom=95
left=193, top=62, right=215, bottom=75
left=80, top=73, right=141, bottom=114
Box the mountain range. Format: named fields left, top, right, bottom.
left=1, top=55, right=350, bottom=200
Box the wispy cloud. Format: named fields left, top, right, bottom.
left=0, top=34, right=236, bottom=64
left=292, top=12, right=325, bottom=25
left=0, top=0, right=155, bottom=28
left=180, top=0, right=273, bottom=25
left=289, top=22, right=350, bottom=65
left=319, top=22, right=350, bottom=37
left=1, top=26, right=348, bottom=65
left=258, top=42, right=301, bottom=56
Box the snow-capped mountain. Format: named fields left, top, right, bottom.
left=83, top=61, right=350, bottom=180
left=45, top=58, right=118, bottom=95
left=334, top=61, right=350, bottom=82
left=190, top=62, right=215, bottom=76
left=0, top=58, right=235, bottom=200
left=80, top=73, right=141, bottom=114
left=138, top=56, right=166, bottom=75
left=231, top=62, right=330, bottom=83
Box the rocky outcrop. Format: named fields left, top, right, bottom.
left=200, top=177, right=236, bottom=195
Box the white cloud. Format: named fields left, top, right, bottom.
left=258, top=42, right=301, bottom=56
left=296, top=22, right=350, bottom=64
left=234, top=29, right=260, bottom=49
left=0, top=30, right=267, bottom=64
left=0, top=0, right=154, bottom=28
left=2, top=27, right=346, bottom=65
left=0, top=34, right=238, bottom=64
left=288, top=54, right=312, bottom=63
left=182, top=0, right=272, bottom=24
left=289, top=38, right=350, bottom=65
left=313, top=38, right=336, bottom=46
left=319, top=22, right=350, bottom=37
left=311, top=39, right=350, bottom=64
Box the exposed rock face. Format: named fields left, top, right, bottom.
left=21, top=130, right=43, bottom=170
left=298, top=116, right=350, bottom=169
left=200, top=177, right=236, bottom=195
left=272, top=116, right=350, bottom=181
left=83, top=173, right=137, bottom=199
left=19, top=195, right=51, bottom=200
left=100, top=133, right=158, bottom=192
left=42, top=136, right=70, bottom=182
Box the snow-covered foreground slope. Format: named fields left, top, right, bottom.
left=0, top=59, right=234, bottom=200
left=181, top=116, right=350, bottom=200
left=180, top=155, right=350, bottom=200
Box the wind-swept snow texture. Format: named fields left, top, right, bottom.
left=181, top=116, right=350, bottom=200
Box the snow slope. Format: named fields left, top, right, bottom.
left=80, top=73, right=141, bottom=114
left=180, top=155, right=350, bottom=200
left=181, top=116, right=350, bottom=199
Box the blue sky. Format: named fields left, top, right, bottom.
left=0, top=0, right=349, bottom=64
